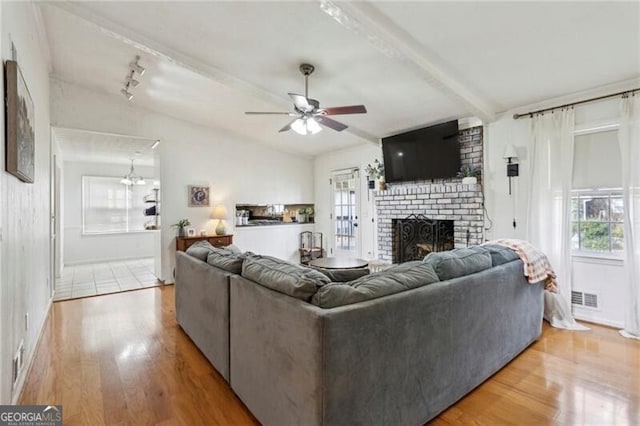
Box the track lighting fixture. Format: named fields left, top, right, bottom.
left=120, top=55, right=145, bottom=101
left=120, top=88, right=133, bottom=101
left=126, top=75, right=139, bottom=88
left=130, top=55, right=145, bottom=76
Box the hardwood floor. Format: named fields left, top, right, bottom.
left=20, top=286, right=639, bottom=425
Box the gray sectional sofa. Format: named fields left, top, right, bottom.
left=175, top=242, right=544, bottom=426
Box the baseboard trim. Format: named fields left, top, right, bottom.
left=12, top=297, right=53, bottom=405
left=573, top=313, right=623, bottom=329
left=64, top=255, right=153, bottom=266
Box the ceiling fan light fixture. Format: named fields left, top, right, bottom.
left=307, top=117, right=322, bottom=134
left=291, top=118, right=322, bottom=135
left=291, top=118, right=307, bottom=135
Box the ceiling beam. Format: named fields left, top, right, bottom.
left=318, top=0, right=497, bottom=122
left=46, top=2, right=379, bottom=145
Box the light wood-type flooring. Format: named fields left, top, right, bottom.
left=20, top=286, right=640, bottom=425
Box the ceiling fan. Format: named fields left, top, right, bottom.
left=245, top=63, right=367, bottom=135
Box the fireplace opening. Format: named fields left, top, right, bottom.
left=393, top=215, right=454, bottom=263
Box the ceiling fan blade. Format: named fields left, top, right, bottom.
left=278, top=119, right=298, bottom=133
left=289, top=93, right=312, bottom=112
left=245, top=111, right=296, bottom=115
left=321, top=105, right=367, bottom=115
left=317, top=116, right=348, bottom=132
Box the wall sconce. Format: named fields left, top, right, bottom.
left=503, top=145, right=519, bottom=195
left=211, top=204, right=229, bottom=235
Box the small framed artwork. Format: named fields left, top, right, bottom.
left=5, top=60, right=35, bottom=183
left=188, top=185, right=210, bottom=207
left=186, top=227, right=196, bottom=237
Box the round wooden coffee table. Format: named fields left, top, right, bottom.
left=308, top=257, right=369, bottom=270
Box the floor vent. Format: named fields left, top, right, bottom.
left=571, top=290, right=599, bottom=309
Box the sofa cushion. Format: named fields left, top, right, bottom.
left=482, top=244, right=520, bottom=267
left=185, top=240, right=216, bottom=261
left=307, top=265, right=370, bottom=282
left=423, top=247, right=492, bottom=281
left=311, top=261, right=439, bottom=308
left=206, top=247, right=246, bottom=274
left=242, top=254, right=330, bottom=301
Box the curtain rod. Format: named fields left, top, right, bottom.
left=512, top=87, right=640, bottom=119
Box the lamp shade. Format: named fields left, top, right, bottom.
left=211, top=204, right=228, bottom=220
left=503, top=144, right=518, bottom=160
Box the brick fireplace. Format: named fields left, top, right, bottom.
left=374, top=126, right=484, bottom=262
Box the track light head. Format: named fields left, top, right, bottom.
left=126, top=76, right=139, bottom=88
left=130, top=56, right=145, bottom=76
left=120, top=88, right=133, bottom=101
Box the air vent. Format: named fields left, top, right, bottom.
left=571, top=291, right=583, bottom=305
left=571, top=290, right=599, bottom=309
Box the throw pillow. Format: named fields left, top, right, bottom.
left=481, top=244, right=520, bottom=267
left=311, top=261, right=439, bottom=308
left=307, top=265, right=370, bottom=282
left=185, top=240, right=216, bottom=261
left=242, top=254, right=330, bottom=301
left=206, top=247, right=246, bottom=274
left=423, top=247, right=492, bottom=281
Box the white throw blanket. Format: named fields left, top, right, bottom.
left=484, top=239, right=589, bottom=331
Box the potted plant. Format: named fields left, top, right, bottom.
left=457, top=166, right=481, bottom=185
left=305, top=207, right=315, bottom=223
left=296, top=208, right=309, bottom=223
left=365, top=159, right=386, bottom=190
left=172, top=219, right=191, bottom=237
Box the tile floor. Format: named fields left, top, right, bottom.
left=54, top=257, right=160, bottom=301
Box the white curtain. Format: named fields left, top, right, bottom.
left=527, top=108, right=587, bottom=330
left=618, top=94, right=640, bottom=340
left=527, top=109, right=575, bottom=299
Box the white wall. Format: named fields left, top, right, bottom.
left=483, top=95, right=630, bottom=327
left=235, top=223, right=315, bottom=263
left=62, top=161, right=156, bottom=265
left=314, top=143, right=382, bottom=260
left=50, top=78, right=314, bottom=281
left=0, top=2, right=52, bottom=404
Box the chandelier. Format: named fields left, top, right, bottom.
left=120, top=159, right=146, bottom=186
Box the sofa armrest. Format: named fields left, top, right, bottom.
left=175, top=251, right=232, bottom=382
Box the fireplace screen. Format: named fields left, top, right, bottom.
left=393, top=215, right=454, bottom=263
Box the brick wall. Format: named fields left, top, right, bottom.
left=375, top=126, right=484, bottom=262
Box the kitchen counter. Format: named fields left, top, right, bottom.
left=236, top=220, right=315, bottom=228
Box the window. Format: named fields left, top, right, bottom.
left=82, top=176, right=148, bottom=234
left=571, top=191, right=624, bottom=254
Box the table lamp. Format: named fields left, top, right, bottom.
left=211, top=204, right=228, bottom=235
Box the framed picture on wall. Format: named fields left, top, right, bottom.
left=5, top=60, right=35, bottom=183
left=188, top=185, right=210, bottom=207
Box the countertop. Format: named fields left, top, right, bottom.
left=235, top=220, right=315, bottom=228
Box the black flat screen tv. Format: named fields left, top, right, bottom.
left=382, top=120, right=460, bottom=183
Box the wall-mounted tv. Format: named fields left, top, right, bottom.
left=382, top=120, right=460, bottom=183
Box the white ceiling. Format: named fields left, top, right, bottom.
left=53, top=127, right=157, bottom=166
left=41, top=1, right=639, bottom=158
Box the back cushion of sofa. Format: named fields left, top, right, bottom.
left=185, top=240, right=216, bottom=261
left=242, top=254, right=331, bottom=301
left=311, top=261, right=439, bottom=308
left=206, top=247, right=246, bottom=274
left=307, top=265, right=370, bottom=282
left=481, top=244, right=520, bottom=266
left=423, top=247, right=492, bottom=281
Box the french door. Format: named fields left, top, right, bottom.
left=331, top=169, right=360, bottom=258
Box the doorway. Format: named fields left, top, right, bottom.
left=51, top=127, right=163, bottom=300
left=331, top=168, right=361, bottom=258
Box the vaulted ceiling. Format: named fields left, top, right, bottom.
left=41, top=1, right=639, bottom=158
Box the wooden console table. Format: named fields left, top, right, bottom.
left=176, top=234, right=233, bottom=251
